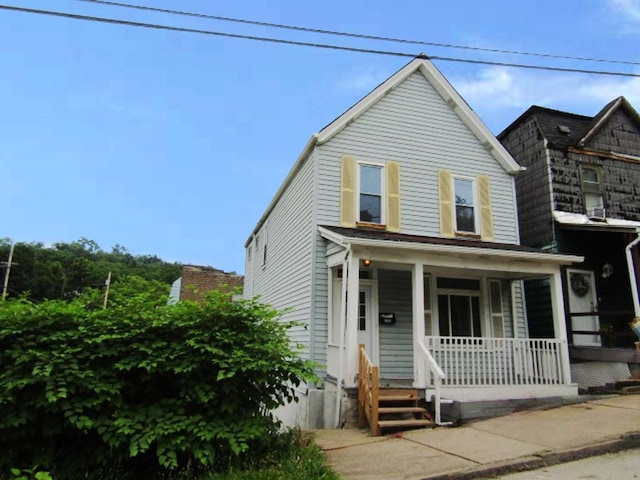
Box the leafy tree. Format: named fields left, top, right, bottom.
left=0, top=277, right=316, bottom=479
left=0, top=239, right=183, bottom=302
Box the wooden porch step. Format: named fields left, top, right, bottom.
left=378, top=418, right=436, bottom=430
left=379, top=406, right=428, bottom=415
left=378, top=395, right=419, bottom=403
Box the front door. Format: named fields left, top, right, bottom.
left=567, top=269, right=601, bottom=346
left=357, top=285, right=375, bottom=361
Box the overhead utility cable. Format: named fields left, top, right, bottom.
left=2, top=4, right=640, bottom=78
left=75, top=0, right=640, bottom=67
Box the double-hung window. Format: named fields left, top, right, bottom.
left=580, top=166, right=605, bottom=219
left=454, top=177, right=477, bottom=233
left=358, top=163, right=384, bottom=224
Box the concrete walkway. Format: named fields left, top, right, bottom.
left=308, top=394, right=640, bottom=480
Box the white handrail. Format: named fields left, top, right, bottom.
left=417, top=339, right=448, bottom=425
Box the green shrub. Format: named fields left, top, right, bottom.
left=0, top=277, right=317, bottom=479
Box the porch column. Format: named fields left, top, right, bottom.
left=345, top=252, right=360, bottom=386
left=549, top=270, right=572, bottom=383
left=412, top=263, right=426, bottom=388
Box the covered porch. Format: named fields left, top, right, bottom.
left=320, top=226, right=583, bottom=427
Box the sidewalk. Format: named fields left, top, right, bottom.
left=308, top=394, right=640, bottom=480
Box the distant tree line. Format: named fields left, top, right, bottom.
left=0, top=237, right=182, bottom=302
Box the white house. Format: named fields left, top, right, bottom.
left=243, top=56, right=582, bottom=432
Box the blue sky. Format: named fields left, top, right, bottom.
left=3, top=0, right=640, bottom=274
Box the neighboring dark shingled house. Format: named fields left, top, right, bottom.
left=498, top=96, right=640, bottom=389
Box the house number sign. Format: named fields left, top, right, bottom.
left=379, top=313, right=396, bottom=325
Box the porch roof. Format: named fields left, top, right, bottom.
left=319, top=225, right=583, bottom=268
left=553, top=210, right=640, bottom=233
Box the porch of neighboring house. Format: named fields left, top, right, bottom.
left=320, top=226, right=582, bottom=436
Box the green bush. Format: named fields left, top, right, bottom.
left=0, top=277, right=317, bottom=479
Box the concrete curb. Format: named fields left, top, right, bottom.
left=421, top=431, right=640, bottom=480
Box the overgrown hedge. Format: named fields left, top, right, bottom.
left=0, top=277, right=317, bottom=479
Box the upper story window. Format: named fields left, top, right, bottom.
left=439, top=170, right=493, bottom=241
left=358, top=163, right=384, bottom=224
left=580, top=166, right=605, bottom=218
left=454, top=177, right=477, bottom=233
left=340, top=155, right=400, bottom=232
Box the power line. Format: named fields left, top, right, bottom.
left=75, top=0, right=640, bottom=67
left=2, top=4, right=640, bottom=78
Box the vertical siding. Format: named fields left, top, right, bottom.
left=248, top=153, right=316, bottom=357
left=378, top=269, right=414, bottom=379
left=316, top=71, right=519, bottom=243
left=500, top=118, right=555, bottom=249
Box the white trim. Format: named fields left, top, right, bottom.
left=357, top=161, right=386, bottom=225
left=318, top=226, right=582, bottom=265
left=453, top=174, right=479, bottom=234
left=426, top=385, right=578, bottom=402
left=412, top=263, right=426, bottom=387
left=317, top=57, right=523, bottom=175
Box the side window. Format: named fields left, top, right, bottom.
left=358, top=163, right=384, bottom=224
left=580, top=166, right=605, bottom=218
left=247, top=245, right=252, bottom=261
left=261, top=224, right=268, bottom=268
left=454, top=177, right=476, bottom=233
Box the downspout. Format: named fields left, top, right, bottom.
left=335, top=243, right=351, bottom=428
left=625, top=229, right=640, bottom=318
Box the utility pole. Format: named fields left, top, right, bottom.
left=103, top=271, right=111, bottom=309
left=1, top=242, right=15, bottom=301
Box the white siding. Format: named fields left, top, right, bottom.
left=316, top=71, right=518, bottom=243
left=378, top=269, right=414, bottom=379
left=311, top=234, right=329, bottom=374
left=512, top=281, right=529, bottom=338
left=248, top=153, right=316, bottom=356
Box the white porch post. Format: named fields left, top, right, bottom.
left=412, top=263, right=426, bottom=388
left=549, top=270, right=572, bottom=383
left=345, top=252, right=360, bottom=386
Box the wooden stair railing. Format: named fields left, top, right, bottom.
left=358, top=344, right=380, bottom=436
left=358, top=344, right=435, bottom=436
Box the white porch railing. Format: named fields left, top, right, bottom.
left=416, top=340, right=450, bottom=425
left=423, top=336, right=568, bottom=387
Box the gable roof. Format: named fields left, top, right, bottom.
left=498, top=105, right=592, bottom=149
left=317, top=55, right=523, bottom=174
left=578, top=96, right=640, bottom=147
left=245, top=55, right=523, bottom=245
left=498, top=96, right=640, bottom=150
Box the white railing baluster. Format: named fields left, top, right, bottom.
left=421, top=336, right=566, bottom=389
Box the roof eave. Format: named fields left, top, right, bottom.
left=244, top=134, right=318, bottom=247
left=318, top=226, right=582, bottom=265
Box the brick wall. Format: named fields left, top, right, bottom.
left=179, top=265, right=243, bottom=303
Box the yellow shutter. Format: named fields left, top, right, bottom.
left=439, top=169, right=454, bottom=237
left=340, top=155, right=356, bottom=227
left=386, top=161, right=401, bottom=232
left=478, top=175, right=494, bottom=241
